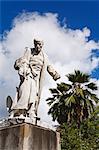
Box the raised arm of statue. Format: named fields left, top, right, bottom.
left=46, top=56, right=60, bottom=81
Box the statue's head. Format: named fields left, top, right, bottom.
left=34, top=39, right=44, bottom=53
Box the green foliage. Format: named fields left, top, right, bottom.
left=61, top=113, right=99, bottom=150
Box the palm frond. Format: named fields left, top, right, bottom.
left=85, top=82, right=98, bottom=90
left=48, top=102, right=60, bottom=121
left=87, top=99, right=95, bottom=113
left=49, top=88, right=59, bottom=94
left=66, top=70, right=90, bottom=83
left=47, top=101, right=54, bottom=106
left=46, top=97, right=55, bottom=102
left=57, top=82, right=72, bottom=93
left=65, top=94, right=76, bottom=106
left=46, top=98, right=56, bottom=106
left=76, top=88, right=85, bottom=98
left=84, top=89, right=99, bottom=103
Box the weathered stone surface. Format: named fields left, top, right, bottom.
left=0, top=123, right=60, bottom=150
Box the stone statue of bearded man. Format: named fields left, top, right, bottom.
left=7, top=39, right=60, bottom=120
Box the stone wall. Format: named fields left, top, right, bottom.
left=0, top=123, right=61, bottom=150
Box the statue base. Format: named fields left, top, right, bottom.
left=0, top=122, right=61, bottom=150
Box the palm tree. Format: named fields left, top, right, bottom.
left=46, top=70, right=99, bottom=127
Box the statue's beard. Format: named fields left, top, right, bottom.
left=35, top=47, right=42, bottom=54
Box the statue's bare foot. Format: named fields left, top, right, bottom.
left=18, top=114, right=26, bottom=119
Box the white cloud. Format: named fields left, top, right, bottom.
left=0, top=12, right=99, bottom=124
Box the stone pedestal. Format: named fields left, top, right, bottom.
left=0, top=123, right=61, bottom=150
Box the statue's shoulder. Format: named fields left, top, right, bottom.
left=23, top=47, right=32, bottom=56
left=25, top=47, right=31, bottom=52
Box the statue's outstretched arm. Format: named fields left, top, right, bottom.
left=45, top=54, right=60, bottom=81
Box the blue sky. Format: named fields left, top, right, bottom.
left=1, top=0, right=99, bottom=78
left=1, top=1, right=99, bottom=40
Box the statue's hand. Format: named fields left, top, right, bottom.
left=54, top=74, right=61, bottom=81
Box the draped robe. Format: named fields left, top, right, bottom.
left=11, top=47, right=60, bottom=114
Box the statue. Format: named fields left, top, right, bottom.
left=7, top=39, right=60, bottom=121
